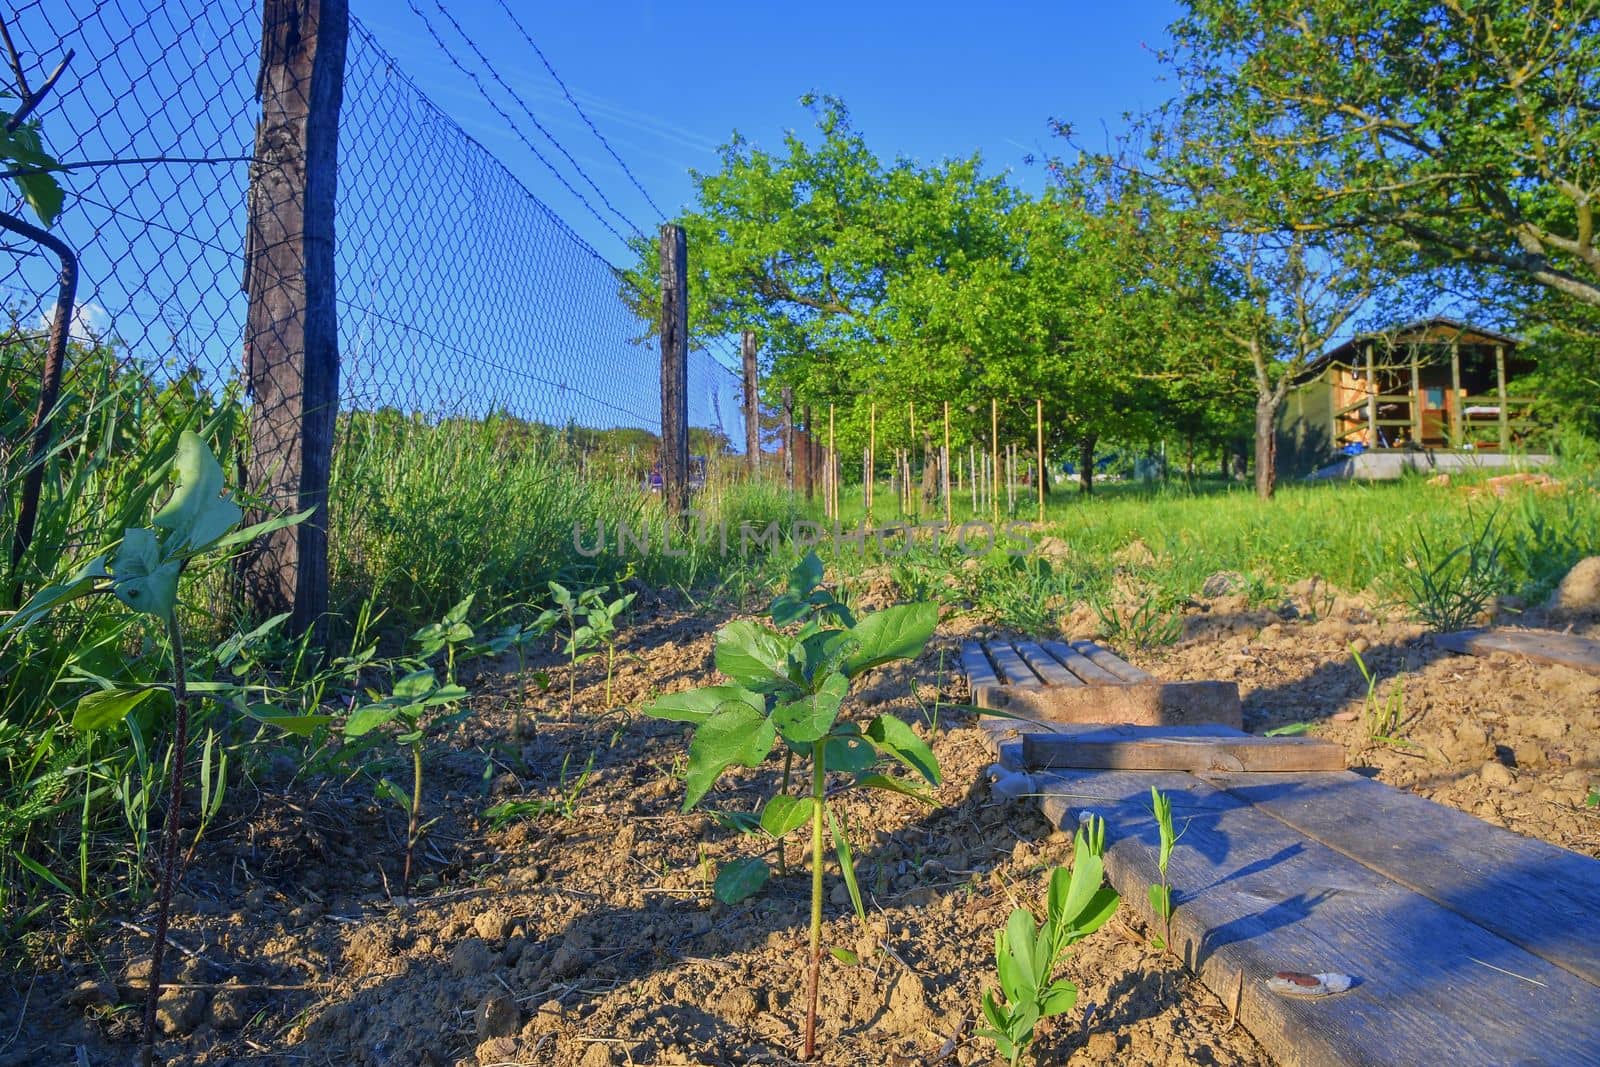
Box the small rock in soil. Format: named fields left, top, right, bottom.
left=474, top=909, right=512, bottom=941
left=1480, top=760, right=1515, bottom=788
left=579, top=1041, right=616, bottom=1067
left=156, top=987, right=208, bottom=1034
left=476, top=990, right=520, bottom=1040
left=450, top=937, right=495, bottom=977
left=66, top=978, right=114, bottom=1010
left=718, top=986, right=759, bottom=1022
left=476, top=1036, right=519, bottom=1065
left=208, top=985, right=252, bottom=1030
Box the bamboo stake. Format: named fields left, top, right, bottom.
left=1035, top=397, right=1045, bottom=524
left=867, top=403, right=876, bottom=521
left=827, top=403, right=836, bottom=519
left=942, top=401, right=952, bottom=526
left=990, top=399, right=1000, bottom=526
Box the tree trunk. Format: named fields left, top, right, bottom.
left=1254, top=398, right=1280, bottom=499
left=1078, top=433, right=1097, bottom=495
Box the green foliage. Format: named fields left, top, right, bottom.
left=1393, top=514, right=1509, bottom=632
left=1350, top=646, right=1411, bottom=748
left=483, top=753, right=596, bottom=827
left=0, top=94, right=63, bottom=227
left=641, top=550, right=940, bottom=1059
left=1091, top=593, right=1183, bottom=652
left=977, top=816, right=1119, bottom=1067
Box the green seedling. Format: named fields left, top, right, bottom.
left=643, top=550, right=939, bottom=1062
left=483, top=752, right=597, bottom=827
left=412, top=593, right=476, bottom=681
left=977, top=816, right=1120, bottom=1067
left=1350, top=645, right=1414, bottom=748
left=0, top=432, right=308, bottom=1067
left=343, top=668, right=469, bottom=889
left=1149, top=786, right=1180, bottom=953
left=583, top=588, right=637, bottom=708
left=538, top=581, right=622, bottom=712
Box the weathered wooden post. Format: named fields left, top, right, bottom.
left=659, top=223, right=689, bottom=517
left=741, top=329, right=759, bottom=477
left=827, top=403, right=836, bottom=518
left=1409, top=344, right=1423, bottom=444
left=802, top=404, right=814, bottom=501
left=1364, top=340, right=1378, bottom=448
left=1449, top=337, right=1463, bottom=448
left=240, top=0, right=348, bottom=639
left=1495, top=343, right=1509, bottom=451
left=867, top=402, right=876, bottom=519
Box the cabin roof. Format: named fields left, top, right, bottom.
left=1302, top=316, right=1520, bottom=379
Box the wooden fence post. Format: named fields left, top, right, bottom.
left=802, top=404, right=814, bottom=501
left=659, top=224, right=689, bottom=517
left=942, top=401, right=952, bottom=526
left=1036, top=397, right=1045, bottom=523
left=1495, top=343, right=1509, bottom=450
left=990, top=398, right=1000, bottom=526
left=241, top=0, right=348, bottom=639
left=742, top=329, right=759, bottom=477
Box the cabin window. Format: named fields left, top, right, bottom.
left=1425, top=386, right=1445, bottom=409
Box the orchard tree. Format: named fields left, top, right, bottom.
left=1170, top=0, right=1600, bottom=309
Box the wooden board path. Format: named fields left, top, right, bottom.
left=964, top=636, right=1600, bottom=1065
left=1436, top=627, right=1600, bottom=675
left=1025, top=725, right=1344, bottom=773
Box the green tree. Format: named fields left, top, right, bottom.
left=1169, top=0, right=1600, bottom=309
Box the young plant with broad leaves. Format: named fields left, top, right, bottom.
left=642, top=551, right=939, bottom=1062
left=536, top=581, right=632, bottom=712
left=0, top=432, right=307, bottom=1067
left=978, top=815, right=1119, bottom=1067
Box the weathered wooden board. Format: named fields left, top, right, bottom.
left=1436, top=628, right=1600, bottom=675
left=1025, top=727, right=1343, bottom=772
left=1038, top=638, right=1126, bottom=685
left=1035, top=768, right=1600, bottom=1067
left=1012, top=640, right=1083, bottom=687
left=985, top=642, right=1042, bottom=688
left=1205, top=770, right=1600, bottom=986
left=981, top=679, right=1243, bottom=729
left=959, top=643, right=1000, bottom=693
left=1070, top=638, right=1154, bottom=682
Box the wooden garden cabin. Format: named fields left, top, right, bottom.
left=1277, top=317, right=1537, bottom=475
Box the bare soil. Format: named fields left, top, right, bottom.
left=6, top=582, right=1597, bottom=1067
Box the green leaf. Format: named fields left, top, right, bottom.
left=0, top=554, right=108, bottom=635
left=828, top=806, right=866, bottom=923
left=151, top=431, right=242, bottom=554
left=769, top=591, right=810, bottom=626
left=392, top=669, right=438, bottom=700
left=852, top=773, right=935, bottom=805
left=108, top=528, right=179, bottom=617
left=841, top=601, right=938, bottom=677
left=866, top=714, right=940, bottom=785
left=829, top=947, right=860, bottom=966
left=16, top=170, right=63, bottom=228
left=344, top=704, right=401, bottom=737
left=759, top=794, right=814, bottom=837
left=683, top=703, right=776, bottom=810
left=13, top=852, right=72, bottom=895
left=207, top=508, right=314, bottom=552
left=827, top=732, right=877, bottom=773
left=375, top=778, right=411, bottom=813
left=713, top=620, right=795, bottom=692
left=771, top=670, right=848, bottom=743
left=71, top=687, right=165, bottom=732
left=641, top=684, right=763, bottom=725
left=1003, top=908, right=1040, bottom=998
left=243, top=706, right=332, bottom=736
left=713, top=856, right=769, bottom=904
left=1038, top=978, right=1079, bottom=1017
left=789, top=550, right=825, bottom=596
left=1264, top=721, right=1313, bottom=736
left=707, top=809, right=763, bottom=835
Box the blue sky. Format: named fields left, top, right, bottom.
left=357, top=1, right=1184, bottom=267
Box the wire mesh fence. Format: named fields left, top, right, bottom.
left=2, top=0, right=747, bottom=453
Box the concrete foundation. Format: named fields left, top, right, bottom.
left=1307, top=450, right=1555, bottom=481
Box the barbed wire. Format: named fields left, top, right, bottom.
left=490, top=0, right=667, bottom=222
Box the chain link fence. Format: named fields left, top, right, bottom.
left=2, top=0, right=746, bottom=451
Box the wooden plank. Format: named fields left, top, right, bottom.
left=1024, top=729, right=1344, bottom=773
left=659, top=224, right=690, bottom=517
left=1012, top=640, right=1083, bottom=687
left=985, top=641, right=1042, bottom=688
left=1033, top=768, right=1600, bottom=1067
left=1436, top=628, right=1600, bottom=675
left=1070, top=639, right=1154, bottom=683
left=1037, top=639, right=1125, bottom=686
left=1205, top=770, right=1600, bottom=987
left=982, top=680, right=1243, bottom=730
left=959, top=641, right=1001, bottom=692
